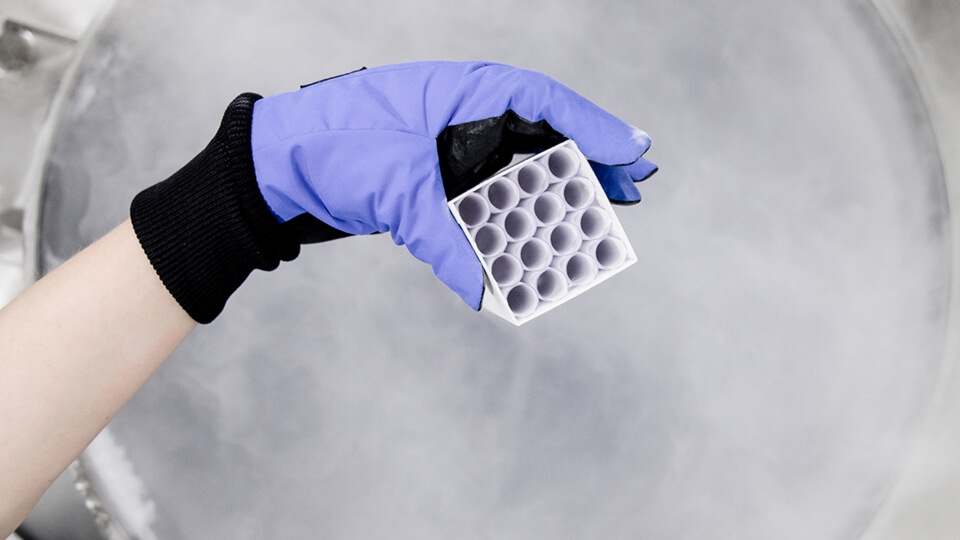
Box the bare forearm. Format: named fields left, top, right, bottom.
left=0, top=96, right=297, bottom=535
left=0, top=219, right=196, bottom=534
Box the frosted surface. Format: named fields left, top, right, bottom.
left=39, top=0, right=949, bottom=538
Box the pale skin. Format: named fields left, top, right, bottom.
left=0, top=219, right=196, bottom=536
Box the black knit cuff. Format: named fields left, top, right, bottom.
left=130, top=93, right=300, bottom=323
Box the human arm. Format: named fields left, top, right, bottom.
left=0, top=61, right=657, bottom=535
left=0, top=219, right=196, bottom=535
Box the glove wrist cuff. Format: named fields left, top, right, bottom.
left=131, top=93, right=300, bottom=324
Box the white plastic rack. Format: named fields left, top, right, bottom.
left=449, top=140, right=637, bottom=325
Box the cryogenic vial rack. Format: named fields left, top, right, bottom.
left=449, top=140, right=637, bottom=325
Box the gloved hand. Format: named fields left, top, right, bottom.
left=131, top=61, right=656, bottom=323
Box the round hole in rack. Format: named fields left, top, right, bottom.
left=563, top=177, right=595, bottom=210
left=536, top=268, right=567, bottom=301
left=532, top=193, right=565, bottom=226
left=490, top=253, right=523, bottom=287
left=506, top=283, right=538, bottom=317
left=519, top=238, right=551, bottom=271
left=564, top=253, right=597, bottom=284
left=594, top=237, right=627, bottom=269
left=458, top=194, right=490, bottom=228
left=485, top=178, right=520, bottom=212
left=549, top=222, right=581, bottom=255
left=474, top=224, right=507, bottom=258
left=578, top=207, right=611, bottom=239
left=517, top=162, right=548, bottom=196
left=546, top=147, right=580, bottom=179
left=500, top=208, right=536, bottom=241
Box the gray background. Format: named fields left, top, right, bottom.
left=35, top=0, right=950, bottom=538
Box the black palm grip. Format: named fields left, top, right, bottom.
left=437, top=110, right=568, bottom=200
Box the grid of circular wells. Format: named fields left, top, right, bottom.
left=456, top=147, right=628, bottom=318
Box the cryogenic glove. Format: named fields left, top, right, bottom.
left=253, top=62, right=656, bottom=305
left=131, top=61, right=656, bottom=323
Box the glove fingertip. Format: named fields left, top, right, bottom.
left=638, top=166, right=659, bottom=182
left=625, top=157, right=659, bottom=182
left=518, top=71, right=651, bottom=166
left=609, top=194, right=642, bottom=206
left=590, top=161, right=643, bottom=203
left=580, top=125, right=651, bottom=167
left=630, top=126, right=652, bottom=157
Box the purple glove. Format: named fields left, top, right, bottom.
left=131, top=62, right=655, bottom=322
left=252, top=61, right=657, bottom=309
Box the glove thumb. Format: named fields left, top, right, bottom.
left=388, top=167, right=486, bottom=310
